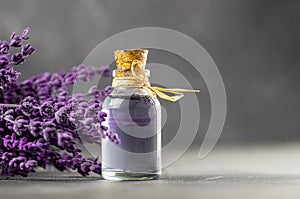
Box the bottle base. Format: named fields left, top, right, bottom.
left=102, top=169, right=160, bottom=181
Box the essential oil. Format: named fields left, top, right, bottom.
left=101, top=49, right=161, bottom=181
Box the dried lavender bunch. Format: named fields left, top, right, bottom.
left=0, top=28, right=118, bottom=177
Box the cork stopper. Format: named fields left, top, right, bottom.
left=114, top=49, right=148, bottom=77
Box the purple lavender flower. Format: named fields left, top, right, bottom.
left=64, top=72, right=77, bottom=85
left=8, top=156, right=26, bottom=167
left=102, top=86, right=113, bottom=96
left=98, top=66, right=111, bottom=77
left=39, top=102, right=55, bottom=117
left=11, top=52, right=25, bottom=65
left=0, top=41, right=10, bottom=54
left=77, top=159, right=101, bottom=176
left=10, top=33, right=22, bottom=47
left=21, top=43, right=35, bottom=57
left=0, top=66, right=21, bottom=90
left=71, top=65, right=111, bottom=82
left=50, top=73, right=63, bottom=87
left=0, top=55, right=9, bottom=68
left=97, top=111, right=107, bottom=122
left=57, top=131, right=73, bottom=148
left=55, top=108, right=70, bottom=126
left=73, top=64, right=91, bottom=81
left=24, top=160, right=37, bottom=170
left=108, top=132, right=121, bottom=144
left=13, top=117, right=28, bottom=136
left=42, top=121, right=57, bottom=141
left=21, top=27, right=30, bottom=40
left=28, top=124, right=41, bottom=138
left=7, top=157, right=37, bottom=177
left=18, top=96, right=38, bottom=117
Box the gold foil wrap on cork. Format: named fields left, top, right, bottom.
left=114, top=49, right=148, bottom=77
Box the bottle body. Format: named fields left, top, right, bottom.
left=101, top=87, right=161, bottom=180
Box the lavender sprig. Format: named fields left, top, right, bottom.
left=0, top=27, right=35, bottom=90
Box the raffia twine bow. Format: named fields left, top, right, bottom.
left=112, top=60, right=200, bottom=102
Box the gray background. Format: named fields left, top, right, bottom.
left=1, top=0, right=300, bottom=146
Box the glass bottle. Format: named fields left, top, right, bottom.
left=101, top=49, right=161, bottom=181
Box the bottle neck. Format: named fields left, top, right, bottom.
left=110, top=87, right=150, bottom=97
left=112, top=69, right=150, bottom=78
left=111, top=69, right=151, bottom=88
